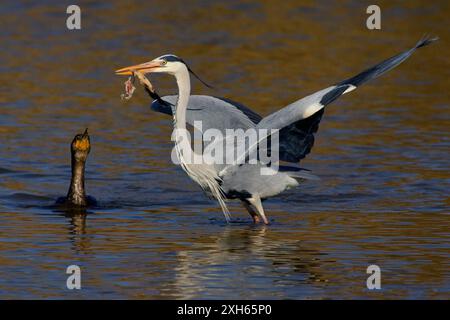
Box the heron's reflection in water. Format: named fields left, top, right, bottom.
left=173, top=225, right=330, bottom=299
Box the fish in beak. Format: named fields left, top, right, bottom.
left=121, top=76, right=136, bottom=101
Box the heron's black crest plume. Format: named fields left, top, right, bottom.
left=186, top=65, right=214, bottom=89
left=160, top=54, right=214, bottom=89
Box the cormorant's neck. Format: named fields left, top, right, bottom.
left=67, top=156, right=87, bottom=206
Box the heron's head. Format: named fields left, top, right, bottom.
left=115, top=54, right=212, bottom=87
left=71, top=128, right=91, bottom=161
left=115, top=54, right=187, bottom=76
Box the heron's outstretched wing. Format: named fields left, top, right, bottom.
left=151, top=94, right=323, bottom=163
left=257, top=36, right=438, bottom=163
left=151, top=95, right=262, bottom=133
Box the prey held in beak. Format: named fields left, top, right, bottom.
left=120, top=70, right=156, bottom=101
left=121, top=76, right=136, bottom=101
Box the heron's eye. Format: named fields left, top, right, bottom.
left=161, top=60, right=167, bottom=66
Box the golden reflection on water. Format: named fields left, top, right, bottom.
left=0, top=1, right=448, bottom=299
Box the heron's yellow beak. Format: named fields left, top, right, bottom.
left=115, top=61, right=161, bottom=76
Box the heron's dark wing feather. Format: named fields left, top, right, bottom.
left=213, top=97, right=262, bottom=124
left=337, top=36, right=438, bottom=88
left=277, top=109, right=324, bottom=162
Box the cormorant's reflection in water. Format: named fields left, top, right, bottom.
left=61, top=209, right=91, bottom=254
left=172, top=225, right=330, bottom=299
left=67, top=212, right=87, bottom=235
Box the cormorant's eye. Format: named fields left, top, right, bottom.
left=161, top=60, right=167, bottom=66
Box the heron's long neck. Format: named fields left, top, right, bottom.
left=174, top=68, right=191, bottom=131
left=172, top=67, right=231, bottom=220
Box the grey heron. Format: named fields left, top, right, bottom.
left=116, top=36, right=437, bottom=224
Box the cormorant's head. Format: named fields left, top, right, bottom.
left=71, top=128, right=90, bottom=161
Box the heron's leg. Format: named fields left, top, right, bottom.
left=242, top=201, right=260, bottom=224
left=248, top=197, right=269, bottom=225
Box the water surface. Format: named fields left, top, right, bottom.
left=0, top=1, right=449, bottom=299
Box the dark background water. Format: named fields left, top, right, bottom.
left=0, top=0, right=449, bottom=299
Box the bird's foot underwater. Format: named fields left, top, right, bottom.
left=250, top=214, right=270, bottom=225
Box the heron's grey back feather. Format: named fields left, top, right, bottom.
left=151, top=95, right=258, bottom=133
left=151, top=95, right=324, bottom=164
